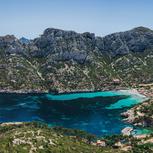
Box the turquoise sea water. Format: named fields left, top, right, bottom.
left=0, top=91, right=147, bottom=136
left=132, top=128, right=153, bottom=135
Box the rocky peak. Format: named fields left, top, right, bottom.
left=32, top=28, right=96, bottom=62
left=98, top=26, right=153, bottom=56
left=19, top=37, right=30, bottom=45
left=0, top=35, right=17, bottom=46
left=131, top=26, right=153, bottom=33
left=0, top=35, right=26, bottom=55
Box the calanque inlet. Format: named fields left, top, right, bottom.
left=1, top=26, right=153, bottom=152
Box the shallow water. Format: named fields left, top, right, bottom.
left=0, top=91, right=146, bottom=136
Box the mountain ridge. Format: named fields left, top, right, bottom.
left=0, top=26, right=153, bottom=93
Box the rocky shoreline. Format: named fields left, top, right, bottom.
left=0, top=85, right=133, bottom=94
left=121, top=86, right=153, bottom=127
left=0, top=89, right=48, bottom=94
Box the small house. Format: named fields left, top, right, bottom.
left=112, top=78, right=121, bottom=85
left=96, top=140, right=106, bottom=147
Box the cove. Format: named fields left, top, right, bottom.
left=0, top=90, right=147, bottom=136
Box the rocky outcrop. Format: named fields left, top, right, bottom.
left=121, top=127, right=133, bottom=136
left=19, top=37, right=30, bottom=45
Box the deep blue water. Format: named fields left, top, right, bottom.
left=0, top=91, right=146, bottom=136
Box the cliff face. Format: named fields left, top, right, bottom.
left=1, top=27, right=153, bottom=58
left=32, top=28, right=96, bottom=63
left=98, top=27, right=153, bottom=56
left=31, top=27, right=153, bottom=57
left=0, top=27, right=153, bottom=92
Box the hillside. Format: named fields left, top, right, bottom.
left=0, top=27, right=153, bottom=92
left=0, top=122, right=153, bottom=153
left=0, top=122, right=121, bottom=153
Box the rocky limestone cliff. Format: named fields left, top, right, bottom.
left=0, top=27, right=153, bottom=92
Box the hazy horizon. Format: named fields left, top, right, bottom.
left=0, top=0, right=153, bottom=39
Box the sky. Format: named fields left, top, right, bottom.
left=0, top=0, right=153, bottom=39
